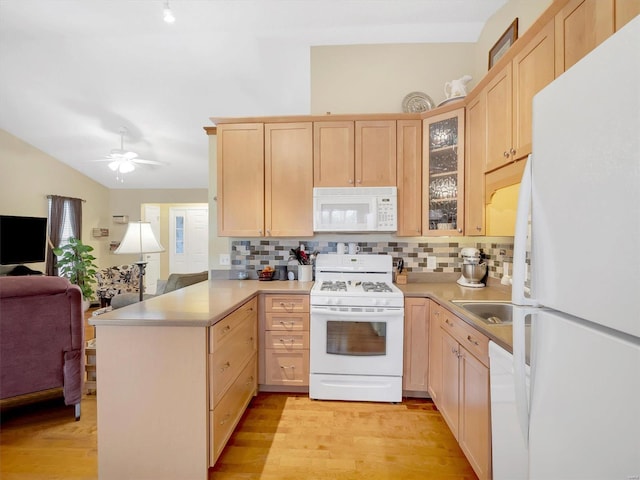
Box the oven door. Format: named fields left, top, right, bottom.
left=310, top=305, right=404, bottom=376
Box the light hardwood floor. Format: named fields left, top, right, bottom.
left=1, top=392, right=477, bottom=480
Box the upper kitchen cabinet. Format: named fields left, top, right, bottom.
left=615, top=0, right=640, bottom=29
left=217, top=123, right=265, bottom=237
left=485, top=21, right=555, bottom=173
left=313, top=121, right=355, bottom=187
left=313, top=120, right=397, bottom=187
left=265, top=123, right=314, bottom=237
left=216, top=122, right=313, bottom=237
left=464, top=94, right=486, bottom=236
left=555, top=0, right=615, bottom=75
left=396, top=120, right=422, bottom=237
left=422, top=109, right=465, bottom=236
left=355, top=120, right=397, bottom=186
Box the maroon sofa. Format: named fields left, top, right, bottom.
left=0, top=276, right=85, bottom=420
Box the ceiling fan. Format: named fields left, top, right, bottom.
left=93, top=127, right=162, bottom=181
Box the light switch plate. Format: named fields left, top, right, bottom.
left=219, top=253, right=230, bottom=266
left=427, top=256, right=437, bottom=269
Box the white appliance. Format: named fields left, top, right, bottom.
left=456, top=247, right=487, bottom=288
left=313, top=186, right=397, bottom=232
left=490, top=17, right=640, bottom=480
left=309, top=254, right=404, bottom=402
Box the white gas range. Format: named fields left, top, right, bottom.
left=309, top=254, right=404, bottom=403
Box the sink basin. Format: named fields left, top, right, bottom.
left=451, top=301, right=514, bottom=325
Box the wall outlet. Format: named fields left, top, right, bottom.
left=219, top=253, right=230, bottom=266
left=427, top=256, right=437, bottom=269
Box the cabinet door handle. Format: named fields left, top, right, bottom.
left=510, top=148, right=516, bottom=156
left=356, top=179, right=362, bottom=184
left=220, top=361, right=231, bottom=372
left=348, top=179, right=354, bottom=184
left=279, top=320, right=295, bottom=327
left=503, top=151, right=510, bottom=158
left=258, top=229, right=263, bottom=235
left=445, top=318, right=453, bottom=327
left=266, top=229, right=271, bottom=235
left=476, top=226, right=482, bottom=231
left=279, top=338, right=295, bottom=345
left=467, top=335, right=479, bottom=346
left=280, top=365, right=296, bottom=369
left=222, top=325, right=231, bottom=333
left=219, top=413, right=231, bottom=425
left=245, top=376, right=255, bottom=386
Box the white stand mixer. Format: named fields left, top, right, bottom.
left=457, top=247, right=487, bottom=288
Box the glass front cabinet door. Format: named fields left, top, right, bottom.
left=422, top=108, right=465, bottom=236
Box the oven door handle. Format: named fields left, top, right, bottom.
left=311, top=306, right=403, bottom=318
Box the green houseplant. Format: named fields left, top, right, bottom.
left=53, top=237, right=98, bottom=302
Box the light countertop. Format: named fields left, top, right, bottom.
left=90, top=278, right=515, bottom=352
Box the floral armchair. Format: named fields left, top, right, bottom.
left=95, top=264, right=140, bottom=307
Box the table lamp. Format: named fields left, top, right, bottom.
left=114, top=221, right=165, bottom=302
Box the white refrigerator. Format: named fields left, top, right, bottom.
left=508, top=15, right=640, bottom=480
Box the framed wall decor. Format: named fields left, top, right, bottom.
left=488, top=18, right=519, bottom=69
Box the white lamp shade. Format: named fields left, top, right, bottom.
left=114, top=222, right=165, bottom=255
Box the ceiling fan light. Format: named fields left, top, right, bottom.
left=163, top=3, right=175, bottom=24
left=108, top=161, right=120, bottom=171
left=120, top=160, right=135, bottom=174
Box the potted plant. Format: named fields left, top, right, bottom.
left=53, top=237, right=99, bottom=305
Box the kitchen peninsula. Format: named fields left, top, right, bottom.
left=91, top=277, right=511, bottom=480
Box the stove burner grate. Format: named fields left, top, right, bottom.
left=361, top=282, right=393, bottom=293
left=320, top=281, right=347, bottom=292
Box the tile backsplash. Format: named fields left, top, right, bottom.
left=231, top=237, right=514, bottom=280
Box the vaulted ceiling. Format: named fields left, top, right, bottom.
left=0, top=0, right=506, bottom=189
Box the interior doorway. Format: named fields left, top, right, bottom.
left=169, top=206, right=209, bottom=274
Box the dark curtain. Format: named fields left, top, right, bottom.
left=46, top=195, right=83, bottom=276
left=68, top=197, right=82, bottom=240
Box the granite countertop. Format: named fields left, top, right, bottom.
left=90, top=277, right=516, bottom=352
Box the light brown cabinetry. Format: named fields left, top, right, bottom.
left=422, top=109, right=465, bottom=236
left=209, top=297, right=258, bottom=465
left=429, top=301, right=491, bottom=480
left=464, top=94, right=486, bottom=236
left=217, top=122, right=313, bottom=237
left=427, top=302, right=444, bottom=403
left=485, top=21, right=555, bottom=174
left=555, top=0, right=615, bottom=75
left=216, top=123, right=264, bottom=236
left=265, top=123, right=313, bottom=237
left=313, top=120, right=397, bottom=187
left=403, top=297, right=429, bottom=393
left=313, top=121, right=355, bottom=187
left=615, top=0, right=640, bottom=29
left=262, top=294, right=310, bottom=387
left=396, top=120, right=423, bottom=236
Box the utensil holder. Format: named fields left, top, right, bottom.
left=298, top=265, right=313, bottom=282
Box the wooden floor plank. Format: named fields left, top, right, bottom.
left=1, top=391, right=476, bottom=480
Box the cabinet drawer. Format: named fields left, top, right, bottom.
left=210, top=315, right=257, bottom=408
left=264, top=349, right=309, bottom=386
left=210, top=354, right=257, bottom=466
left=265, top=331, right=309, bottom=350
left=264, top=295, right=309, bottom=313
left=440, top=310, right=489, bottom=366
left=210, top=297, right=257, bottom=351
left=265, top=312, right=309, bottom=331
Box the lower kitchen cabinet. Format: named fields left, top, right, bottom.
left=403, top=297, right=430, bottom=394
left=429, top=300, right=492, bottom=480
left=260, top=294, right=310, bottom=388
left=209, top=297, right=258, bottom=466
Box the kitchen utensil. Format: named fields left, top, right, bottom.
left=397, top=258, right=404, bottom=274
left=337, top=242, right=346, bottom=254
left=348, top=243, right=360, bottom=255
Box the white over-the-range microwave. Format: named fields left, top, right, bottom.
left=312, top=186, right=397, bottom=232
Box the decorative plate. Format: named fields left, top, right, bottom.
left=402, top=91, right=435, bottom=113
left=437, top=95, right=466, bottom=107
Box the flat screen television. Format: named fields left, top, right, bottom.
left=0, top=215, right=48, bottom=265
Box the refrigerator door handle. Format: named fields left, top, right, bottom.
left=512, top=307, right=530, bottom=447
left=512, top=155, right=539, bottom=306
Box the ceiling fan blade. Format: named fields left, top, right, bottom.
left=132, top=158, right=163, bottom=165
left=123, top=151, right=138, bottom=160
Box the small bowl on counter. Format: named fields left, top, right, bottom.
left=257, top=269, right=275, bottom=281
